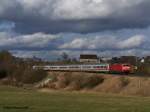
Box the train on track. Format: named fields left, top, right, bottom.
left=33, top=63, right=135, bottom=74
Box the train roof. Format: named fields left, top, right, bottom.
left=43, top=63, right=109, bottom=66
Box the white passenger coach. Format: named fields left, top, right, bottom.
left=33, top=64, right=110, bottom=72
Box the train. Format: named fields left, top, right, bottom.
left=33, top=63, right=135, bottom=74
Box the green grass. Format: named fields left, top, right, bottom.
left=0, top=86, right=150, bottom=112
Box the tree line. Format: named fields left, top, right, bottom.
left=0, top=50, right=47, bottom=86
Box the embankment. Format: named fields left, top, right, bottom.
left=36, top=72, right=150, bottom=96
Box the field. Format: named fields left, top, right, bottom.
left=0, top=86, right=150, bottom=112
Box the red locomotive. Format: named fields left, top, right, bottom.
left=109, top=64, right=133, bottom=74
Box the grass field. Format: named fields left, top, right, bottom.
left=0, top=86, right=150, bottom=112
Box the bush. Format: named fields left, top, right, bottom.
left=80, top=75, right=104, bottom=89
left=0, top=69, right=7, bottom=79
left=21, top=69, right=48, bottom=84
left=119, top=77, right=130, bottom=87
left=0, top=50, right=48, bottom=85
left=55, top=73, right=104, bottom=90
left=136, top=64, right=150, bottom=75
left=56, top=73, right=71, bottom=88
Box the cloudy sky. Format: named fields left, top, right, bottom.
left=0, top=0, right=150, bottom=60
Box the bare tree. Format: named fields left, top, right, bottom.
left=61, top=52, right=70, bottom=62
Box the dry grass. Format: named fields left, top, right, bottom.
left=94, top=76, right=129, bottom=93
left=37, top=72, right=150, bottom=96
left=121, top=77, right=150, bottom=96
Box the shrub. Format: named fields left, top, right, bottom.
left=62, top=74, right=104, bottom=90
left=80, top=75, right=104, bottom=89
left=0, top=50, right=49, bottom=85
left=21, top=69, right=48, bottom=84
left=119, top=77, right=130, bottom=87
left=136, top=63, right=150, bottom=75
left=56, top=73, right=71, bottom=88
left=0, top=69, right=7, bottom=79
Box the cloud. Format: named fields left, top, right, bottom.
left=0, top=25, right=150, bottom=60
left=117, top=35, right=144, bottom=49
left=0, top=32, right=60, bottom=50
left=11, top=48, right=150, bottom=61
left=60, top=34, right=145, bottom=50
left=17, top=0, right=144, bottom=20
left=0, top=0, right=150, bottom=59
left=0, top=26, right=149, bottom=60
left=0, top=0, right=150, bottom=33
left=51, top=0, right=145, bottom=20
